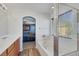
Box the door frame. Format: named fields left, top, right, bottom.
left=21, top=16, right=36, bottom=50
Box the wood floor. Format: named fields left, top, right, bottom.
left=20, top=42, right=41, bottom=56
left=20, top=48, right=41, bottom=56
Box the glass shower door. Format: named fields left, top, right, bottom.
left=57, top=4, right=77, bottom=56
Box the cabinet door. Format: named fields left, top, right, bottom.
left=0, top=50, right=7, bottom=56
left=7, top=43, right=15, bottom=54
left=8, top=39, right=20, bottom=56
left=15, top=39, right=20, bottom=55
left=8, top=48, right=16, bottom=56
left=7, top=42, right=15, bottom=56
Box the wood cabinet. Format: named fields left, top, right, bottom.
left=0, top=50, right=7, bottom=56
left=8, top=48, right=16, bottom=56
left=8, top=42, right=15, bottom=54
left=0, top=38, right=20, bottom=56
left=14, top=39, right=20, bottom=55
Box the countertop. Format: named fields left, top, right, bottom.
left=0, top=34, right=20, bottom=54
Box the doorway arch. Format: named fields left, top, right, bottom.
left=23, top=16, right=36, bottom=42
left=22, top=16, right=36, bottom=50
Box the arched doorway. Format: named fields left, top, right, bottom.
left=22, top=16, right=36, bottom=50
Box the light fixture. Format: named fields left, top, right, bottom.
left=52, top=7, right=54, bottom=8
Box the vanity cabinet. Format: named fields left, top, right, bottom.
left=0, top=38, right=20, bottom=56
left=14, top=39, right=20, bottom=55
left=0, top=50, right=7, bottom=56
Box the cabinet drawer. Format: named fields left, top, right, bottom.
left=8, top=43, right=15, bottom=53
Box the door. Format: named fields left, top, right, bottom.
left=53, top=3, right=77, bottom=56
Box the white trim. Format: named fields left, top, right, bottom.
left=20, top=16, right=36, bottom=51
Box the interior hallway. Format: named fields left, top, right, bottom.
left=20, top=42, right=41, bottom=56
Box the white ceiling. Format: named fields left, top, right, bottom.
left=5, top=3, right=53, bottom=14
left=65, top=3, right=79, bottom=9
left=5, top=3, right=79, bottom=14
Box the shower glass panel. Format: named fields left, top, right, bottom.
left=58, top=4, right=77, bottom=56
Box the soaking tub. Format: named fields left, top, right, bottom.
left=36, top=35, right=54, bottom=56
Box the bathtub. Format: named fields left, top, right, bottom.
left=36, top=35, right=54, bottom=56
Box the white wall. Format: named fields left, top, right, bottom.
left=7, top=6, right=50, bottom=51
left=0, top=8, right=8, bottom=36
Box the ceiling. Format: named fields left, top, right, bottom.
left=5, top=3, right=53, bottom=14
left=5, top=3, right=79, bottom=16
left=65, top=3, right=79, bottom=10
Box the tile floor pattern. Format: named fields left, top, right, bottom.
left=20, top=41, right=41, bottom=56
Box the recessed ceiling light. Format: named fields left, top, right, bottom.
left=52, top=7, right=54, bottom=8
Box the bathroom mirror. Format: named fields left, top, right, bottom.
left=0, top=4, right=8, bottom=36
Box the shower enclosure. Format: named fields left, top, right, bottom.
left=36, top=3, right=78, bottom=56
left=53, top=3, right=78, bottom=56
